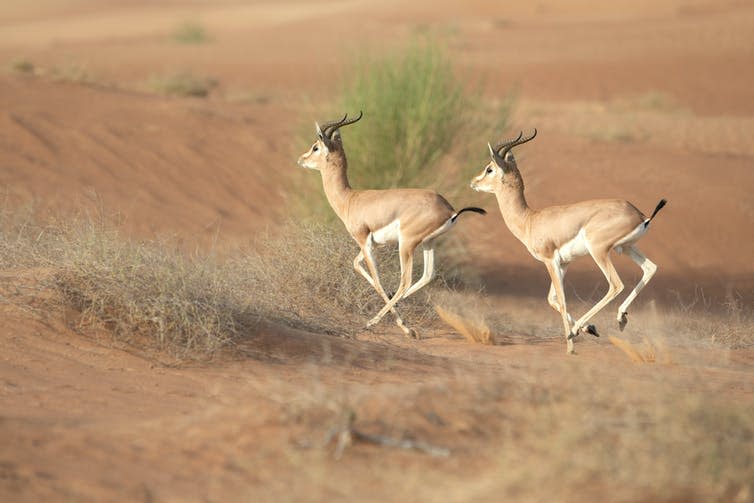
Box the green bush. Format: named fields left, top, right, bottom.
left=172, top=21, right=210, bottom=44
left=297, top=39, right=513, bottom=219
left=148, top=72, right=217, bottom=98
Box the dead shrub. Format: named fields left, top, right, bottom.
left=435, top=305, right=493, bottom=344
left=0, top=208, right=446, bottom=358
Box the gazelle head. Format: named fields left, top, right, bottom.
left=470, top=129, right=537, bottom=193
left=298, top=111, right=363, bottom=171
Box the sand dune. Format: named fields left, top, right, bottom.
left=1, top=0, right=753, bottom=500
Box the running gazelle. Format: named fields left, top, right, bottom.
left=470, top=129, right=666, bottom=354
left=298, top=112, right=485, bottom=337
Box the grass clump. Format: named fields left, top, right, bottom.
left=0, top=207, right=442, bottom=359
left=8, top=57, right=35, bottom=75
left=0, top=212, right=254, bottom=358
left=435, top=304, right=493, bottom=344
left=172, top=21, right=210, bottom=44
left=239, top=222, right=439, bottom=335
left=149, top=72, right=217, bottom=98
left=51, top=61, right=101, bottom=87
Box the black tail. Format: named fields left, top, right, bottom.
left=451, top=207, right=486, bottom=223
left=644, top=199, right=667, bottom=228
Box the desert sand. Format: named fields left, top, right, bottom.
left=1, top=1, right=753, bottom=501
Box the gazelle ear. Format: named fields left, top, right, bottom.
left=316, top=122, right=324, bottom=140
left=488, top=142, right=508, bottom=172
left=331, top=129, right=342, bottom=143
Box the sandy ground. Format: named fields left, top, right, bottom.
left=1, top=0, right=753, bottom=501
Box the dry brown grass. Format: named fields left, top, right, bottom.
left=0, top=207, right=446, bottom=358
left=2, top=205, right=753, bottom=501
left=435, top=305, right=493, bottom=344
left=238, top=221, right=446, bottom=334
left=245, top=350, right=754, bottom=503
left=608, top=335, right=672, bottom=364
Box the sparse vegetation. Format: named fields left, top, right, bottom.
left=8, top=57, right=35, bottom=75
left=51, top=61, right=99, bottom=86
left=0, top=208, right=444, bottom=359
left=148, top=72, right=217, bottom=98
left=172, top=21, right=210, bottom=44
left=240, top=222, right=440, bottom=336
left=435, top=304, right=493, bottom=344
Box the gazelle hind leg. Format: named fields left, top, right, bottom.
left=572, top=248, right=624, bottom=336
left=545, top=260, right=575, bottom=354
left=402, top=247, right=435, bottom=299
left=616, top=245, right=657, bottom=331
left=367, top=241, right=416, bottom=330
left=357, top=244, right=415, bottom=338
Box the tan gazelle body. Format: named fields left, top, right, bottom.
left=471, top=130, right=666, bottom=354
left=298, top=112, right=485, bottom=337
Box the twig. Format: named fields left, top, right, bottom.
left=351, top=429, right=450, bottom=457
left=323, top=410, right=450, bottom=459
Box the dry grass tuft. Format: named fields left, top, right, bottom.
left=241, top=221, right=440, bottom=335
left=608, top=335, right=671, bottom=363
left=435, top=305, right=493, bottom=344
left=148, top=72, right=218, bottom=98
left=0, top=207, right=446, bottom=358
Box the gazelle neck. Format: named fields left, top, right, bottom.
left=495, top=179, right=532, bottom=242
left=321, top=149, right=353, bottom=221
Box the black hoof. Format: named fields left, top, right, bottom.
left=585, top=324, right=600, bottom=337
left=618, top=312, right=628, bottom=332
left=567, top=331, right=577, bottom=340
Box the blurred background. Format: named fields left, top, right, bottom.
left=2, top=3, right=754, bottom=502
left=1, top=0, right=753, bottom=304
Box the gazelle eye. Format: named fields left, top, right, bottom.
left=486, top=167, right=493, bottom=174
left=312, top=145, right=319, bottom=152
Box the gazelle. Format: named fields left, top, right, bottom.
left=298, top=112, right=486, bottom=338
left=470, top=129, right=667, bottom=354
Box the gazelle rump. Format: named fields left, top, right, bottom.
left=470, top=129, right=666, bottom=354
left=298, top=112, right=485, bottom=337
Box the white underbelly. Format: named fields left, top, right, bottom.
left=371, top=219, right=401, bottom=245
left=555, top=229, right=590, bottom=264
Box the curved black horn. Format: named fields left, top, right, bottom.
left=337, top=110, right=363, bottom=129
left=319, top=113, right=348, bottom=139
left=492, top=131, right=523, bottom=157
left=499, top=128, right=537, bottom=159
left=320, top=111, right=363, bottom=140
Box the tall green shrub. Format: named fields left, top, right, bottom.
left=297, top=39, right=512, bottom=219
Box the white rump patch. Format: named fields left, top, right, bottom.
left=555, top=228, right=590, bottom=264
left=614, top=221, right=649, bottom=249
left=422, top=217, right=455, bottom=244
left=371, top=219, right=401, bottom=245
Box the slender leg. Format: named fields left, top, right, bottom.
left=545, top=259, right=575, bottom=354
left=547, top=264, right=574, bottom=325
left=367, top=241, right=416, bottom=329
left=357, top=242, right=415, bottom=337
left=616, top=245, right=657, bottom=331
left=572, top=248, right=624, bottom=335
left=402, top=247, right=435, bottom=299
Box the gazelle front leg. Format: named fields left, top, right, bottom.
left=367, top=241, right=416, bottom=330
left=545, top=259, right=575, bottom=354
left=616, top=245, right=657, bottom=331
left=547, top=263, right=574, bottom=325
left=356, top=243, right=416, bottom=338
left=571, top=248, right=624, bottom=337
